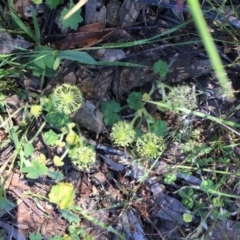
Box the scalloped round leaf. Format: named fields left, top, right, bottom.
left=48, top=182, right=75, bottom=209
left=60, top=4, right=83, bottom=30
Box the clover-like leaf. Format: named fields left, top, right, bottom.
left=101, top=100, right=121, bottom=126
left=127, top=92, right=143, bottom=110
left=150, top=120, right=168, bottom=137
left=47, top=171, right=64, bottom=182
left=60, top=3, right=83, bottom=30
left=29, top=232, right=42, bottom=240
left=48, top=182, right=75, bottom=209
left=29, top=46, right=56, bottom=77
left=23, top=141, right=34, bottom=158
left=201, top=179, right=213, bottom=190
left=22, top=160, right=48, bottom=179
left=164, top=174, right=177, bottom=184
left=153, top=60, right=168, bottom=77
left=44, top=130, right=59, bottom=146
left=46, top=111, right=70, bottom=128
left=60, top=209, right=80, bottom=224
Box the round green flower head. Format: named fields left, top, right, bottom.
left=183, top=213, right=193, bottom=223
left=69, top=145, right=96, bottom=170
left=165, top=85, right=197, bottom=112
left=136, top=132, right=165, bottom=159
left=52, top=84, right=83, bottom=115
left=111, top=121, right=136, bottom=147
left=30, top=105, right=42, bottom=118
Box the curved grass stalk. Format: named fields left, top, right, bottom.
left=187, top=0, right=234, bottom=100
left=145, top=100, right=240, bottom=129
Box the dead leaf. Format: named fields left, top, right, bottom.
left=54, top=23, right=113, bottom=49
left=118, top=0, right=146, bottom=27
left=85, top=0, right=106, bottom=26
left=97, top=49, right=125, bottom=62
left=71, top=100, right=107, bottom=134
left=0, top=221, right=26, bottom=240
left=0, top=26, right=31, bottom=53
left=151, top=194, right=189, bottom=224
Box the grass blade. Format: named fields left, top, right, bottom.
left=187, top=0, right=234, bottom=101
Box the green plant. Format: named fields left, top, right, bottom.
left=163, top=85, right=197, bottom=112
left=51, top=84, right=83, bottom=115
left=153, top=59, right=168, bottom=78
left=29, top=232, right=42, bottom=240
left=2, top=1, right=240, bottom=238
left=32, top=0, right=82, bottom=29
left=101, top=100, right=121, bottom=126
left=136, top=132, right=165, bottom=159
left=110, top=121, right=136, bottom=147
left=60, top=2, right=83, bottom=30
left=49, top=182, right=75, bottom=209
left=183, top=213, right=193, bottom=223
left=179, top=189, right=196, bottom=210
left=21, top=159, right=48, bottom=179
left=164, top=173, right=177, bottom=184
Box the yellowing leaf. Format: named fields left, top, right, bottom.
left=48, top=182, right=75, bottom=209
left=53, top=155, right=64, bottom=167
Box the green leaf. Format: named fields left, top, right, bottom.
left=46, top=0, right=64, bottom=9
left=201, top=179, right=213, bottom=190
left=23, top=141, right=34, bottom=158
left=164, top=174, right=177, bottom=184
left=101, top=100, right=121, bottom=126
left=182, top=198, right=194, bottom=209
left=101, top=100, right=121, bottom=114
left=44, top=130, right=59, bottom=146
left=150, top=120, right=168, bottom=136
left=104, top=113, right=120, bottom=126
left=48, top=237, right=63, bottom=240
left=46, top=111, right=70, bottom=128
left=127, top=92, right=143, bottom=110
left=94, top=61, right=145, bottom=67
left=153, top=60, right=168, bottom=77
left=57, top=50, right=96, bottom=65
left=22, top=160, right=48, bottom=179
left=60, top=209, right=80, bottom=224
left=48, top=182, right=75, bottom=209
left=9, top=128, right=19, bottom=148
left=10, top=11, right=37, bottom=43
left=60, top=3, right=83, bottom=30
left=178, top=190, right=188, bottom=199
left=0, top=92, right=5, bottom=111
left=32, top=11, right=40, bottom=43
left=53, top=57, right=60, bottom=70
left=29, top=232, right=42, bottom=240
left=48, top=171, right=64, bottom=182
left=1, top=197, right=15, bottom=213
left=29, top=46, right=56, bottom=77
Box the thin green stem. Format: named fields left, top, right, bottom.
left=187, top=0, right=234, bottom=100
